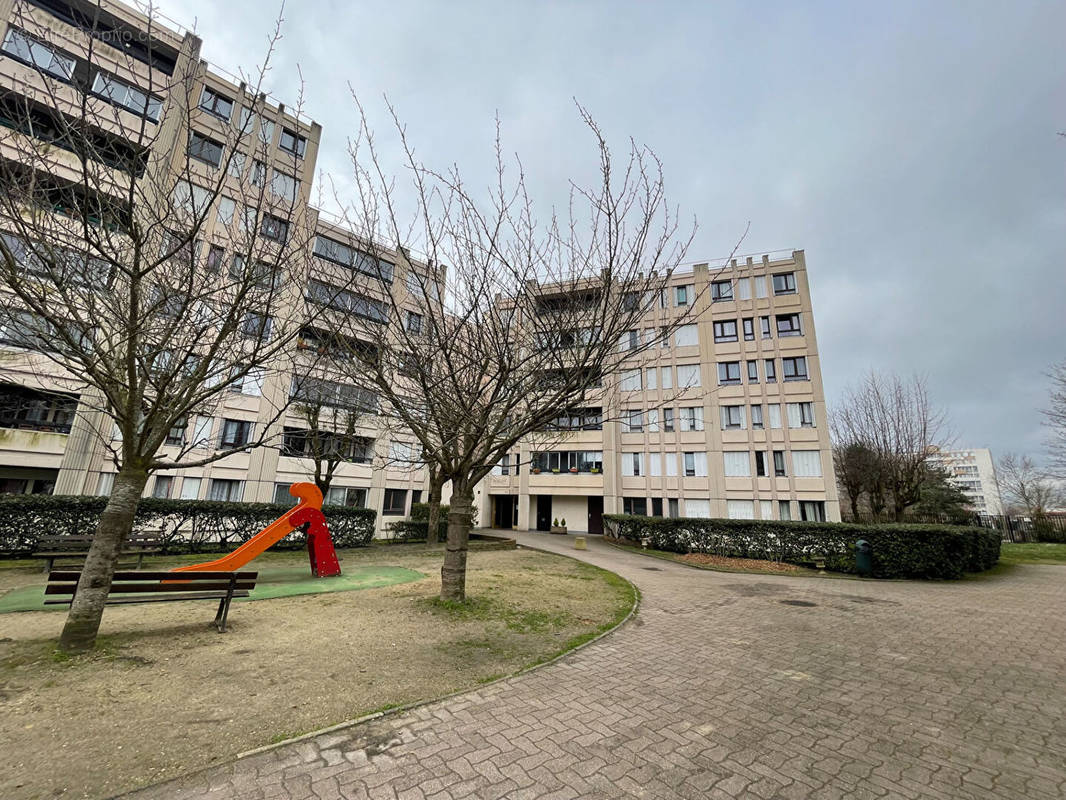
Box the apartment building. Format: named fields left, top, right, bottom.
left=0, top=0, right=435, bottom=533
left=925, top=447, right=1003, bottom=516
left=479, top=251, right=840, bottom=532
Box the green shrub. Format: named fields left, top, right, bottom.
left=602, top=515, right=1000, bottom=579
left=0, top=494, right=376, bottom=555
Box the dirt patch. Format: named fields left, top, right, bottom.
left=0, top=546, right=632, bottom=799
left=678, top=552, right=804, bottom=573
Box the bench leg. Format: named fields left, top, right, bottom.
left=43, top=556, right=53, bottom=574
left=214, top=597, right=228, bottom=633
left=136, top=552, right=145, bottom=569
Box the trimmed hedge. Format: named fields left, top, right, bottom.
left=0, top=494, right=376, bottom=556
left=603, top=515, right=1000, bottom=579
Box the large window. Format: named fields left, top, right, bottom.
left=711, top=280, right=733, bottom=302
left=306, top=279, right=389, bottom=324
left=776, top=313, right=802, bottom=337
left=675, top=324, right=699, bottom=347
left=786, top=402, right=815, bottom=428
left=677, top=364, right=701, bottom=388
left=0, top=383, right=78, bottom=433
left=800, top=500, right=826, bottom=522
left=2, top=28, right=75, bottom=80
left=712, top=320, right=737, bottom=343
left=199, top=86, right=233, bottom=121
left=95, top=72, right=163, bottom=121
left=313, top=236, right=394, bottom=283
left=622, top=497, right=647, bottom=516
left=280, top=128, right=307, bottom=157
left=208, top=478, right=243, bottom=502
left=782, top=356, right=809, bottom=381
left=539, top=407, right=602, bottom=431
left=623, top=409, right=643, bottom=433
left=683, top=498, right=710, bottom=518
left=383, top=488, right=407, bottom=516
left=259, top=214, right=289, bottom=243
left=679, top=406, right=704, bottom=431
left=723, top=452, right=750, bottom=477
left=674, top=285, right=691, bottom=306
left=720, top=405, right=745, bottom=430
left=683, top=451, right=707, bottom=477
left=290, top=376, right=377, bottom=413
left=742, top=318, right=755, bottom=341
left=619, top=369, right=642, bottom=391
left=772, top=272, right=797, bottom=294
left=219, top=419, right=253, bottom=448
left=717, top=361, right=741, bottom=385
left=773, top=450, right=787, bottom=477
left=727, top=500, right=755, bottom=520
left=188, top=132, right=224, bottom=168
left=764, top=359, right=777, bottom=383
left=792, top=450, right=823, bottom=478
left=621, top=452, right=645, bottom=477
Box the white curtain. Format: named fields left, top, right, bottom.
left=792, top=450, right=823, bottom=477
left=620, top=369, right=642, bottom=391
left=677, top=364, right=701, bottom=388
left=661, top=366, right=673, bottom=389
left=727, top=500, right=756, bottom=519
left=666, top=452, right=678, bottom=476
left=786, top=403, right=803, bottom=429
left=645, top=368, right=658, bottom=390
left=754, top=275, right=768, bottom=298
left=768, top=404, right=782, bottom=429
left=684, top=498, right=711, bottom=518
left=675, top=324, right=698, bottom=347
left=649, top=452, right=662, bottom=476
left=179, top=477, right=202, bottom=500
left=723, top=451, right=751, bottom=477
left=737, top=277, right=751, bottom=300
left=760, top=500, right=774, bottom=520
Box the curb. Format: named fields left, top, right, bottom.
left=114, top=547, right=640, bottom=797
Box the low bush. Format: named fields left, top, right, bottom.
left=603, top=515, right=1000, bottom=579
left=0, top=494, right=376, bottom=555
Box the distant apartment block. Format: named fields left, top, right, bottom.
left=478, top=251, right=841, bottom=532
left=926, top=447, right=1003, bottom=516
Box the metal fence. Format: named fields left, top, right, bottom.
left=839, top=513, right=1066, bottom=543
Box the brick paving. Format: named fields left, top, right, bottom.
left=125, top=534, right=1066, bottom=799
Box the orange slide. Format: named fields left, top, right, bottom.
left=171, top=482, right=324, bottom=574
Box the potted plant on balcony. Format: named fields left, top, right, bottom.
left=551, top=467, right=560, bottom=474
left=590, top=467, right=600, bottom=474
left=532, top=466, right=541, bottom=474
left=550, top=517, right=568, bottom=535
left=569, top=466, right=578, bottom=474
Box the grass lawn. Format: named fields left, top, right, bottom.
left=0, top=544, right=634, bottom=800
left=999, top=542, right=1066, bottom=566
left=602, top=537, right=823, bottom=577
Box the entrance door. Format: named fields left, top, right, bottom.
left=587, top=496, right=604, bottom=534
left=493, top=496, right=515, bottom=529
left=536, top=496, right=552, bottom=531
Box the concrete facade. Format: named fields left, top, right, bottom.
left=926, top=447, right=1004, bottom=516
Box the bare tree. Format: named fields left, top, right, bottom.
left=0, top=8, right=348, bottom=651
left=326, top=101, right=728, bottom=601
left=831, top=372, right=949, bottom=521
left=996, top=453, right=1065, bottom=516
left=1045, top=361, right=1066, bottom=478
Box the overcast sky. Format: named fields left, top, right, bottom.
left=165, top=0, right=1065, bottom=464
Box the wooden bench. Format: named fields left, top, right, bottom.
left=33, top=533, right=162, bottom=573
left=44, top=570, right=258, bottom=632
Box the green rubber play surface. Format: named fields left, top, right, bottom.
left=0, top=565, right=424, bottom=613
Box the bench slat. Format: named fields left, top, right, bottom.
left=48, top=571, right=258, bottom=581
left=44, top=590, right=251, bottom=606
left=45, top=581, right=257, bottom=595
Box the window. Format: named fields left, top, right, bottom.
left=94, top=472, right=114, bottom=496
left=737, top=278, right=751, bottom=300
left=742, top=318, right=755, bottom=341
left=760, top=316, right=772, bottom=339
left=713, top=320, right=737, bottom=343
left=764, top=359, right=777, bottom=383
left=623, top=409, right=643, bottom=433
left=668, top=498, right=679, bottom=517
left=199, top=86, right=233, bottom=121
left=782, top=356, right=809, bottom=381
left=760, top=500, right=774, bottom=520
left=406, top=311, right=423, bottom=334
left=755, top=451, right=768, bottom=477
left=711, top=280, right=733, bottom=302
left=620, top=369, right=642, bottom=391
left=152, top=475, right=173, bottom=498
left=260, top=214, right=289, bottom=243
left=768, top=404, right=782, bottom=429
left=773, top=272, right=797, bottom=294
left=677, top=364, right=701, bottom=388
left=270, top=170, right=298, bottom=202
left=494, top=454, right=512, bottom=476
left=674, top=285, right=691, bottom=306
left=779, top=500, right=792, bottom=521
left=95, top=72, right=162, bottom=120
left=683, top=451, right=707, bottom=477
left=659, top=326, right=670, bottom=347
left=754, top=275, right=768, bottom=298
left=645, top=368, right=658, bottom=391
left=621, top=452, right=645, bottom=477
left=724, top=452, right=750, bottom=477
left=165, top=417, right=186, bottom=446
left=786, top=402, right=815, bottom=428
left=383, top=488, right=407, bottom=516
left=747, top=360, right=759, bottom=383
left=684, top=498, right=710, bottom=518
left=193, top=416, right=213, bottom=447
left=792, top=450, right=823, bottom=478
left=313, top=236, right=395, bottom=283
left=228, top=152, right=245, bottom=179
left=279, top=128, right=307, bottom=157
left=651, top=498, right=664, bottom=517
left=662, top=407, right=675, bottom=432
left=307, top=279, right=389, bottom=323
left=776, top=313, right=802, bottom=337
left=389, top=440, right=414, bottom=463
left=250, top=159, right=267, bottom=187
left=620, top=329, right=639, bottom=351
left=290, top=376, right=377, bottom=412
left=623, top=497, right=648, bottom=516
left=258, top=118, right=275, bottom=145
left=189, top=132, right=224, bottom=168
left=2, top=28, right=74, bottom=80
left=800, top=501, right=826, bottom=522
left=219, top=419, right=253, bottom=447
left=717, top=361, right=741, bottom=385
left=229, top=367, right=264, bottom=396
left=675, top=324, right=698, bottom=347
left=180, top=477, right=202, bottom=500
left=649, top=452, right=662, bottom=476
left=208, top=478, right=243, bottom=502
left=773, top=450, right=787, bottom=477
left=660, top=367, right=673, bottom=389
left=727, top=500, right=755, bottom=520
left=751, top=405, right=764, bottom=429
left=720, top=405, right=745, bottom=430
left=205, top=244, right=225, bottom=272
left=680, top=406, right=704, bottom=431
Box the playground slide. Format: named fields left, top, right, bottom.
left=171, top=482, right=324, bottom=574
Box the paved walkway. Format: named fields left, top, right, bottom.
left=127, top=534, right=1066, bottom=799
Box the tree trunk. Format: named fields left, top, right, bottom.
left=440, top=482, right=473, bottom=601
left=426, top=475, right=443, bottom=545
left=848, top=492, right=861, bottom=520
left=58, top=466, right=150, bottom=653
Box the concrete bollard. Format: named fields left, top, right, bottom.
left=574, top=536, right=587, bottom=550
